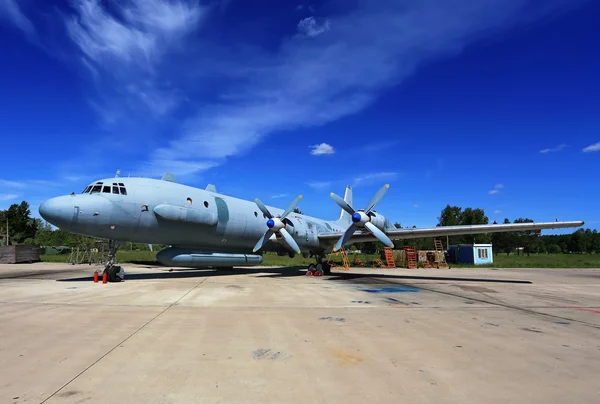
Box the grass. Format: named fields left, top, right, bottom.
left=41, top=250, right=600, bottom=268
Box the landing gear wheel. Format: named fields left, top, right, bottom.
left=106, top=265, right=124, bottom=282
left=307, top=264, right=316, bottom=276
left=322, top=262, right=331, bottom=275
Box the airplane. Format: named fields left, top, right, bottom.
left=38, top=173, right=584, bottom=282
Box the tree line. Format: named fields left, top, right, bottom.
left=1, top=201, right=597, bottom=255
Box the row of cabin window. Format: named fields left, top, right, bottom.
left=83, top=182, right=127, bottom=195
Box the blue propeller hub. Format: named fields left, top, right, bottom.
left=266, top=219, right=275, bottom=228
left=352, top=212, right=362, bottom=223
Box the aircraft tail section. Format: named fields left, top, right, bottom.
left=335, top=185, right=353, bottom=225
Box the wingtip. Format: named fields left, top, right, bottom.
left=385, top=183, right=390, bottom=188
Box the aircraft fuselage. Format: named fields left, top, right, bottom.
left=39, top=177, right=351, bottom=256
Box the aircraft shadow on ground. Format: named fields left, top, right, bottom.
left=326, top=272, right=532, bottom=284
left=56, top=266, right=307, bottom=282
left=56, top=266, right=531, bottom=284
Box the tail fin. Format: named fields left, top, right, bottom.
left=336, top=185, right=353, bottom=225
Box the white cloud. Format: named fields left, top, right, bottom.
left=310, top=143, right=335, bottom=155
left=0, top=0, right=35, bottom=37
left=354, top=172, right=398, bottom=186
left=540, top=144, right=567, bottom=153
left=0, top=194, right=19, bottom=201
left=0, top=179, right=26, bottom=188
left=271, top=193, right=289, bottom=199
left=582, top=141, right=600, bottom=153
left=307, top=181, right=332, bottom=190
left=21, top=0, right=582, bottom=178
left=297, top=16, right=330, bottom=37
left=493, top=209, right=502, bottom=214
left=488, top=183, right=504, bottom=195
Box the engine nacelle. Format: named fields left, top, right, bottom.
left=156, top=247, right=263, bottom=268
left=368, top=211, right=387, bottom=231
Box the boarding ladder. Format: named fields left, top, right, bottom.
left=383, top=247, right=396, bottom=268
left=433, top=238, right=449, bottom=269
left=328, top=248, right=350, bottom=270
left=404, top=247, right=417, bottom=269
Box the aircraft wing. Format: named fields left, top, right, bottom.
left=318, top=221, right=584, bottom=244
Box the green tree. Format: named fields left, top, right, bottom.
left=547, top=244, right=562, bottom=254
left=0, top=201, right=38, bottom=244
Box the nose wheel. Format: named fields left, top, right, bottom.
left=102, top=240, right=124, bottom=282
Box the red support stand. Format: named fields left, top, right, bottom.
left=93, top=272, right=98, bottom=283
left=102, top=272, right=107, bottom=284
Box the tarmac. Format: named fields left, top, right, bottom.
left=1, top=263, right=599, bottom=404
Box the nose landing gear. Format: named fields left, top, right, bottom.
left=103, top=240, right=124, bottom=282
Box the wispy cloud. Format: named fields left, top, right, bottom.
left=15, top=0, right=584, bottom=178
left=353, top=172, right=398, bottom=186
left=271, top=193, right=289, bottom=199
left=310, top=143, right=335, bottom=155
left=307, top=181, right=332, bottom=190
left=488, top=183, right=504, bottom=195
left=413, top=204, right=419, bottom=208
left=0, top=0, right=35, bottom=38
left=0, top=194, right=19, bottom=202
left=297, top=16, right=330, bottom=37
left=582, top=141, right=600, bottom=153
left=0, top=179, right=26, bottom=189
left=493, top=209, right=502, bottom=214
left=540, top=144, right=567, bottom=153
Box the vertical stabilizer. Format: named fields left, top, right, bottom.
left=336, top=185, right=353, bottom=225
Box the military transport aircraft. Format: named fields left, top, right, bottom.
left=38, top=173, right=584, bottom=282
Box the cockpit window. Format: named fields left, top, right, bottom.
left=91, top=185, right=102, bottom=193
left=83, top=186, right=91, bottom=194
left=112, top=186, right=119, bottom=194
left=120, top=187, right=127, bottom=195
left=102, top=186, right=110, bottom=193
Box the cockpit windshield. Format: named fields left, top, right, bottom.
left=82, top=181, right=128, bottom=195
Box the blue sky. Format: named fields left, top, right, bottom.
left=0, top=0, right=598, bottom=232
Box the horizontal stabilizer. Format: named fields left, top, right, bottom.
left=206, top=184, right=217, bottom=193
left=161, top=172, right=176, bottom=183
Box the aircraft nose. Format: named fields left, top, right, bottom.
left=39, top=196, right=74, bottom=228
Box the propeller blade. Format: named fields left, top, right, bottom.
left=280, top=194, right=303, bottom=219
left=330, top=192, right=355, bottom=215
left=364, top=184, right=390, bottom=214
left=333, top=223, right=357, bottom=251
left=254, top=198, right=272, bottom=219
left=252, top=229, right=274, bottom=253
left=279, top=228, right=301, bottom=254
left=364, top=222, right=394, bottom=247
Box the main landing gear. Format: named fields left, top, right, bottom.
left=306, top=254, right=331, bottom=277
left=103, top=240, right=124, bottom=282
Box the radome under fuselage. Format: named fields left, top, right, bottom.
left=39, top=177, right=356, bottom=255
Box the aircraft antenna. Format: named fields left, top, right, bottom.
left=115, top=169, right=121, bottom=178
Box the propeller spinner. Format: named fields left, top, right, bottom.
left=253, top=194, right=302, bottom=255
left=330, top=184, right=393, bottom=251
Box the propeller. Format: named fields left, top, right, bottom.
left=253, top=194, right=302, bottom=254
left=330, top=184, right=393, bottom=251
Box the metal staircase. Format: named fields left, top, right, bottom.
left=328, top=248, right=350, bottom=270
left=433, top=238, right=449, bottom=269
left=404, top=246, right=417, bottom=269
